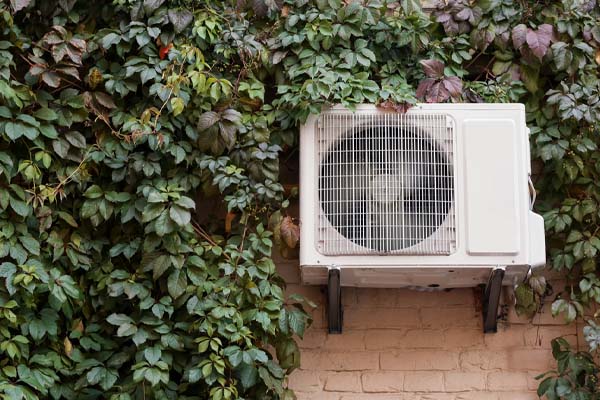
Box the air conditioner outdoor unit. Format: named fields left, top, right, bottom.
left=299, top=104, right=546, bottom=333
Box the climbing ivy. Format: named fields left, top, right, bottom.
left=2, top=0, right=600, bottom=398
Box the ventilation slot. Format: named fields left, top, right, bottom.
left=317, top=112, right=456, bottom=256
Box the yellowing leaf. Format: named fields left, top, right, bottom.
left=63, top=337, right=73, bottom=357
left=280, top=216, right=300, bottom=249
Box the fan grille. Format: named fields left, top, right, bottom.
left=317, top=112, right=456, bottom=256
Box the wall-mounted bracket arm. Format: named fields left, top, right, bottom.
left=482, top=266, right=505, bottom=333
left=327, top=267, right=342, bottom=334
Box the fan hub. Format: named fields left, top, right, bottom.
left=370, top=174, right=402, bottom=204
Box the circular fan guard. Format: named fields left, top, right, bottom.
left=319, top=125, right=454, bottom=253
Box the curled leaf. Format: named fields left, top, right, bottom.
left=280, top=216, right=300, bottom=249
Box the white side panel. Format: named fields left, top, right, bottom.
left=529, top=212, right=546, bottom=268
left=299, top=114, right=319, bottom=268
left=463, top=119, right=520, bottom=254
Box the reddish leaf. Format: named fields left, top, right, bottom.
left=526, top=24, right=553, bottom=60
left=416, top=79, right=434, bottom=100
left=43, top=31, right=63, bottom=46
left=272, top=51, right=287, bottom=65
left=197, top=111, right=220, bottom=131
left=526, top=26, right=552, bottom=60
left=10, top=0, right=32, bottom=12
left=42, top=71, right=61, bottom=88
left=464, top=89, right=484, bottom=103
left=94, top=92, right=116, bottom=109
left=442, top=76, right=463, bottom=97
left=420, top=59, right=445, bottom=78
left=280, top=216, right=300, bottom=249
left=537, top=24, right=554, bottom=43
left=455, top=8, right=472, bottom=21
left=435, top=13, right=452, bottom=23
left=225, top=212, right=235, bottom=233
left=376, top=100, right=413, bottom=114
left=65, top=43, right=84, bottom=65
left=57, top=66, right=80, bottom=80
left=471, top=27, right=494, bottom=51
left=159, top=43, right=173, bottom=60
left=70, top=38, right=87, bottom=51
left=512, top=24, right=527, bottom=49
left=29, top=64, right=47, bottom=76
left=51, top=44, right=69, bottom=63
left=426, top=81, right=450, bottom=103
left=52, top=25, right=68, bottom=37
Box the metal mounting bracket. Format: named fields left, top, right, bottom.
left=327, top=267, right=343, bottom=334
left=482, top=266, right=506, bottom=333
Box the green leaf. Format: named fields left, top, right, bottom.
left=144, top=346, right=161, bottom=365
left=238, top=362, right=258, bottom=390
left=65, top=131, right=86, bottom=148
left=57, top=275, right=81, bottom=299
left=170, top=97, right=184, bottom=116
left=87, top=366, right=106, bottom=386
left=0, top=262, right=16, bottom=295
left=167, top=269, right=187, bottom=299
left=84, top=185, right=104, bottom=199
left=107, top=313, right=133, bottom=326
left=169, top=204, right=191, bottom=226
left=288, top=309, right=306, bottom=337
left=144, top=368, right=162, bottom=387
left=142, top=203, right=165, bottom=222
left=168, top=9, right=193, bottom=33
left=0, top=106, right=11, bottom=119
left=18, top=236, right=40, bottom=255
left=520, top=64, right=539, bottom=92
left=117, top=323, right=137, bottom=337
left=148, top=254, right=171, bottom=280
left=9, top=196, right=29, bottom=217
left=276, top=339, right=300, bottom=370
left=100, top=370, right=118, bottom=390
left=101, top=32, right=121, bottom=49
left=29, top=319, right=47, bottom=341
left=34, top=108, right=58, bottom=121
left=254, top=311, right=271, bottom=330
left=4, top=122, right=22, bottom=140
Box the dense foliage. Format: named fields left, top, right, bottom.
left=2, top=0, right=600, bottom=398
left=0, top=0, right=315, bottom=399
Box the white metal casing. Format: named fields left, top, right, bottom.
left=300, top=104, right=546, bottom=288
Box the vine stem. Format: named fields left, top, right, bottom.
left=38, top=144, right=100, bottom=203
left=192, top=221, right=232, bottom=262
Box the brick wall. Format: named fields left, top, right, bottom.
left=277, top=256, right=579, bottom=399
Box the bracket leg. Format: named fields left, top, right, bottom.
left=327, top=269, right=342, bottom=334
left=482, top=267, right=505, bottom=334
